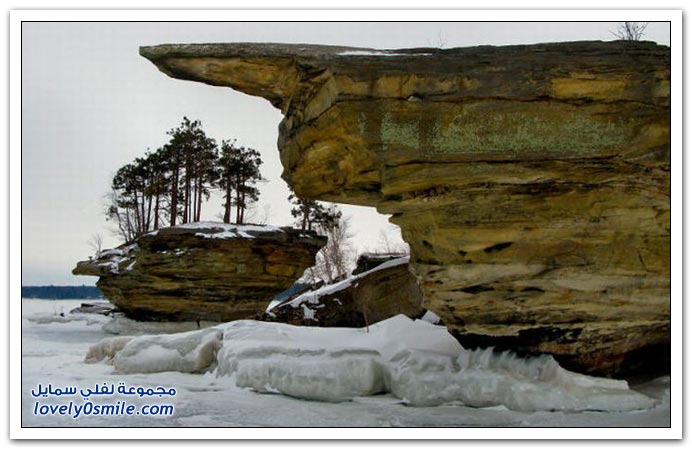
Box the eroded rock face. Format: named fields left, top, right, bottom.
left=140, top=41, right=670, bottom=376
left=264, top=257, right=425, bottom=327
left=73, top=223, right=326, bottom=322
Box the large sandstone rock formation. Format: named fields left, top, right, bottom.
left=140, top=41, right=670, bottom=377
left=264, top=257, right=425, bottom=327
left=73, top=223, right=326, bottom=322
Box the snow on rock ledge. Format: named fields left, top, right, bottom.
left=73, top=222, right=326, bottom=321
left=175, top=221, right=283, bottom=239
left=264, top=256, right=426, bottom=327
left=86, top=315, right=657, bottom=412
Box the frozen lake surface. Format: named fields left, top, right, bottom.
left=21, top=299, right=670, bottom=427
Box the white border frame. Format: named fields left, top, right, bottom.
left=9, top=9, right=682, bottom=440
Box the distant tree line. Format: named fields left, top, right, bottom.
left=22, top=286, right=103, bottom=300
left=107, top=117, right=264, bottom=242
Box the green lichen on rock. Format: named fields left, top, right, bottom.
left=379, top=105, right=627, bottom=158
left=430, top=111, right=627, bottom=157
left=380, top=111, right=421, bottom=152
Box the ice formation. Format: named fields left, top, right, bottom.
left=22, top=299, right=672, bottom=427
left=420, top=310, right=441, bottom=324
left=112, top=328, right=223, bottom=374
left=387, top=348, right=652, bottom=411
left=84, top=336, right=134, bottom=364
left=85, top=314, right=657, bottom=412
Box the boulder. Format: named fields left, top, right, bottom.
left=73, top=222, right=326, bottom=322
left=352, top=252, right=408, bottom=275
left=69, top=302, right=119, bottom=316
left=264, top=257, right=425, bottom=327
left=140, top=41, right=670, bottom=377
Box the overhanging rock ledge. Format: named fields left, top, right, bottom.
left=140, top=41, right=670, bottom=377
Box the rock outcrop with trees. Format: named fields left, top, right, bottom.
left=73, top=223, right=327, bottom=322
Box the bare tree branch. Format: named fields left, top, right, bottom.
left=87, top=233, right=103, bottom=258
left=611, top=22, right=649, bottom=41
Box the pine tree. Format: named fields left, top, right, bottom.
left=289, top=189, right=342, bottom=232
left=144, top=148, right=170, bottom=231
left=218, top=141, right=263, bottom=224
left=107, top=147, right=173, bottom=241
left=105, top=117, right=273, bottom=244
left=191, top=135, right=218, bottom=222
left=218, top=140, right=238, bottom=224
left=164, top=117, right=217, bottom=225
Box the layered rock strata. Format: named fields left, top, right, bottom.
left=73, top=223, right=326, bottom=322
left=140, top=41, right=670, bottom=376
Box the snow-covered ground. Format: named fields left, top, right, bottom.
left=176, top=221, right=282, bottom=239
left=21, top=299, right=670, bottom=427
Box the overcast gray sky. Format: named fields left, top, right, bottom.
left=21, top=21, right=670, bottom=285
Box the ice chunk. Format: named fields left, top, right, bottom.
left=419, top=310, right=441, bottom=324
left=113, top=328, right=223, bottom=374
left=85, top=336, right=135, bottom=364
left=365, top=314, right=460, bottom=359
left=215, top=320, right=387, bottom=401
left=386, top=348, right=656, bottom=411
left=232, top=347, right=385, bottom=402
